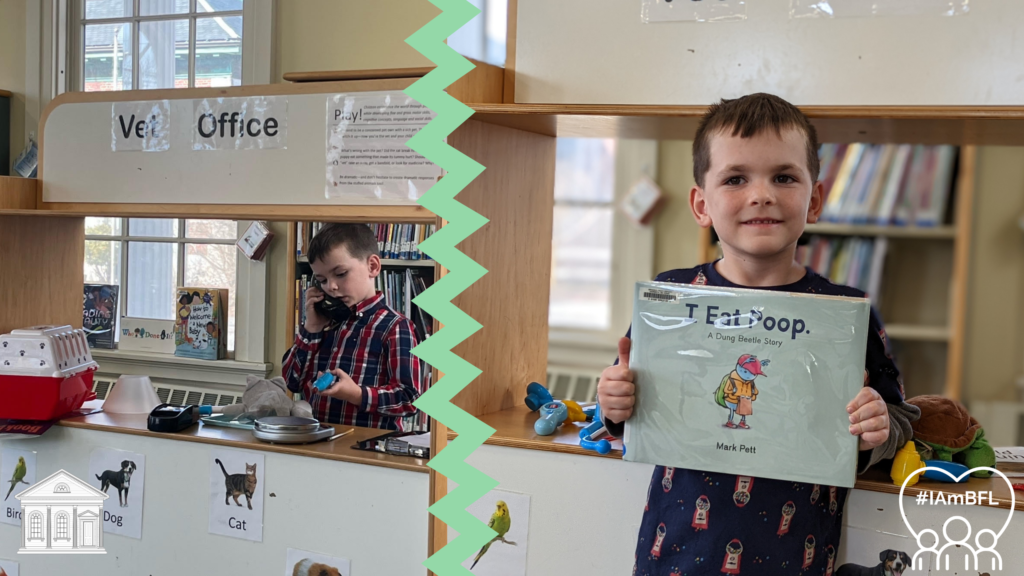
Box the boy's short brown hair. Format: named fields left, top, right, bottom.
left=692, top=93, right=819, bottom=188
left=306, top=223, right=379, bottom=264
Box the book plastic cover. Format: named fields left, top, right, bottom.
left=174, top=287, right=228, bottom=360
left=623, top=281, right=870, bottom=488
left=83, top=284, right=119, bottom=349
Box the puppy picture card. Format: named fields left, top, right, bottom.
left=624, top=282, right=870, bottom=488
left=285, top=548, right=351, bottom=576
left=0, top=448, right=36, bottom=528
left=0, top=558, right=18, bottom=576
left=208, top=449, right=265, bottom=542
left=88, top=448, right=146, bottom=539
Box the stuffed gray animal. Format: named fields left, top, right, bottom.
left=221, top=375, right=314, bottom=420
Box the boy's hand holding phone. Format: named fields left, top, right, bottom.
left=314, top=368, right=363, bottom=404
left=598, top=339, right=890, bottom=451
left=304, top=286, right=329, bottom=333
left=597, top=337, right=636, bottom=425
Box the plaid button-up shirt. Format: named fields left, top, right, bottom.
left=282, top=292, right=425, bottom=430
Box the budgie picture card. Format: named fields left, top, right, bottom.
left=0, top=448, right=36, bottom=527
left=447, top=488, right=530, bottom=576
left=623, top=281, right=870, bottom=488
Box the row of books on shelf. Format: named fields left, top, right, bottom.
left=818, top=143, right=957, bottom=226
left=296, top=222, right=436, bottom=261
left=796, top=235, right=889, bottom=306
left=294, top=268, right=434, bottom=342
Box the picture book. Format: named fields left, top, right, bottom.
left=173, top=287, right=228, bottom=360
left=623, top=282, right=870, bottom=488
left=83, top=284, right=119, bottom=349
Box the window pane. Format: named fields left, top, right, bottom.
left=140, top=0, right=189, bottom=16
left=186, top=219, right=237, bottom=240
left=185, top=244, right=237, bottom=351
left=85, top=217, right=122, bottom=236
left=84, top=241, right=122, bottom=285
left=129, top=218, right=179, bottom=237
left=199, top=0, right=244, bottom=12
left=549, top=206, right=613, bottom=330
left=84, top=23, right=133, bottom=91
left=139, top=20, right=189, bottom=89
left=195, top=16, right=242, bottom=87
left=85, top=0, right=132, bottom=19
left=127, top=242, right=179, bottom=320
left=554, top=139, right=617, bottom=203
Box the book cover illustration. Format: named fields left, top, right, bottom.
left=83, top=284, right=119, bottom=349
left=174, top=287, right=227, bottom=360
left=623, top=281, right=870, bottom=488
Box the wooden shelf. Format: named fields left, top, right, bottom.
left=469, top=104, right=1024, bottom=145
left=884, top=324, right=951, bottom=342
left=297, top=255, right=435, bottom=267
left=803, top=223, right=957, bottom=239
left=6, top=204, right=437, bottom=223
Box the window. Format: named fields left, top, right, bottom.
left=77, top=0, right=244, bottom=91
left=85, top=218, right=239, bottom=350
left=447, top=0, right=507, bottom=67
left=56, top=513, right=69, bottom=539
left=30, top=513, right=43, bottom=539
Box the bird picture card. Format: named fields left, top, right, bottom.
left=208, top=449, right=265, bottom=542
left=447, top=488, right=530, bottom=576
left=0, top=558, right=19, bottom=576
left=285, top=548, right=351, bottom=576
left=88, top=448, right=145, bottom=539
left=0, top=448, right=35, bottom=527
left=623, top=281, right=870, bottom=488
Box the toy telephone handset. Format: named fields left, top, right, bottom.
left=312, top=279, right=350, bottom=324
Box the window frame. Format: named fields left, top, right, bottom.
left=548, top=140, right=657, bottom=367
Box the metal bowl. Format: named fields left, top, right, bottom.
left=252, top=424, right=334, bottom=444
left=253, top=416, right=320, bottom=434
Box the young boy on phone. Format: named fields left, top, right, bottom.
left=282, top=223, right=425, bottom=430
left=596, top=94, right=921, bottom=574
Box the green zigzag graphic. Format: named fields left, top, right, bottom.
left=405, top=1, right=499, bottom=575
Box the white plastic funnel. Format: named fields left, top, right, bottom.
left=103, top=375, right=161, bottom=414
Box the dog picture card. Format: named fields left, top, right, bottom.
left=285, top=548, right=351, bottom=576
left=88, top=447, right=146, bottom=539
left=0, top=448, right=36, bottom=528
left=208, top=449, right=265, bottom=543
left=0, top=558, right=19, bottom=576
left=624, top=282, right=870, bottom=488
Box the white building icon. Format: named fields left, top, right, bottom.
left=15, top=469, right=108, bottom=554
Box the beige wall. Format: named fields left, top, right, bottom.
left=274, top=0, right=438, bottom=81
left=0, top=0, right=26, bottom=163
left=963, top=147, right=1024, bottom=403
left=654, top=141, right=703, bottom=274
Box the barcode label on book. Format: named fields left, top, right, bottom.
left=640, top=289, right=678, bottom=303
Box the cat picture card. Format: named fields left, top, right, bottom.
left=88, top=448, right=146, bottom=539
left=623, top=281, right=870, bottom=488
left=0, top=448, right=36, bottom=528
left=208, top=449, right=265, bottom=542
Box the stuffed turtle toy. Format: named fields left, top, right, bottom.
left=906, top=395, right=995, bottom=478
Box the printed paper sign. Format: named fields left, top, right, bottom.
left=446, top=487, right=531, bottom=576
left=193, top=96, right=288, bottom=150
left=0, top=558, right=19, bottom=576
left=111, top=100, right=170, bottom=152
left=208, top=449, right=264, bottom=542
left=88, top=448, right=145, bottom=540
left=0, top=449, right=36, bottom=527
left=285, top=548, right=351, bottom=576
left=325, top=91, right=442, bottom=201
left=119, top=318, right=175, bottom=353
left=790, top=0, right=968, bottom=18
left=641, top=0, right=747, bottom=23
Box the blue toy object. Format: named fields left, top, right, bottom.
left=525, top=382, right=554, bottom=412
left=535, top=400, right=569, bottom=435
left=578, top=403, right=614, bottom=455
left=922, top=460, right=971, bottom=483
left=312, top=372, right=337, bottom=392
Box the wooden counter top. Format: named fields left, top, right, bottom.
left=457, top=405, right=1022, bottom=511
left=58, top=410, right=428, bottom=474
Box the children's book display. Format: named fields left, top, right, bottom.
left=174, top=287, right=228, bottom=360
left=796, top=236, right=888, bottom=305
left=83, top=284, right=118, bottom=349
left=623, top=282, right=870, bottom=488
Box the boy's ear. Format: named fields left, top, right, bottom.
left=367, top=254, right=382, bottom=278
left=806, top=180, right=825, bottom=224
left=690, top=186, right=714, bottom=228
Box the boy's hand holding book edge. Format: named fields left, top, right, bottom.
left=848, top=372, right=891, bottom=451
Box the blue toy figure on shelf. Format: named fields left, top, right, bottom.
left=524, top=382, right=554, bottom=412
